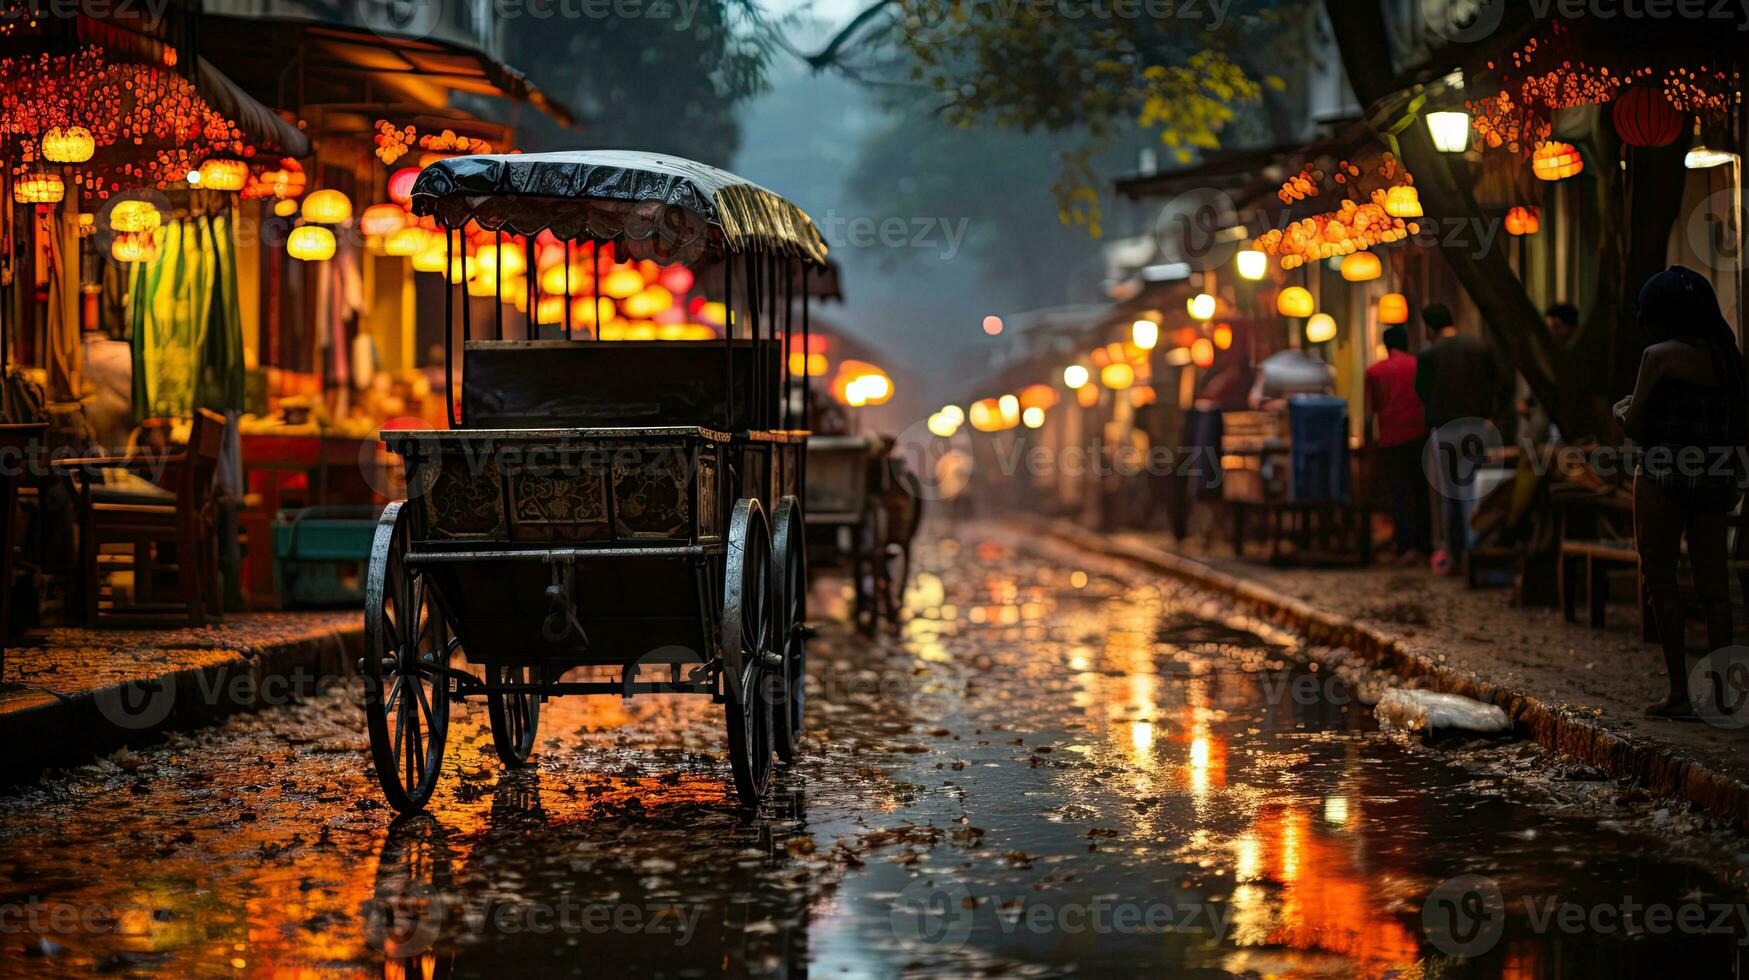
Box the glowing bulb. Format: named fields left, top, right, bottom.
left=1131, top=319, right=1159, bottom=351
left=1187, top=293, right=1217, bottom=320
left=1063, top=364, right=1089, bottom=390
left=1306, top=313, right=1338, bottom=344
left=1236, top=249, right=1267, bottom=280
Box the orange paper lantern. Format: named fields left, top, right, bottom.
left=1532, top=141, right=1584, bottom=181
left=1340, top=251, right=1382, bottom=282
left=1276, top=286, right=1315, bottom=318
left=1378, top=293, right=1410, bottom=324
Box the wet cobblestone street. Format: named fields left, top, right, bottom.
left=0, top=523, right=1746, bottom=977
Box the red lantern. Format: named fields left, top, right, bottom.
left=1612, top=84, right=1684, bottom=148
left=387, top=166, right=421, bottom=206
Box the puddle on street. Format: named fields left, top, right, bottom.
left=0, top=524, right=1743, bottom=977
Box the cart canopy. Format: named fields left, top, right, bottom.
left=409, top=150, right=828, bottom=265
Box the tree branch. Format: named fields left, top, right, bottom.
left=803, top=0, right=897, bottom=71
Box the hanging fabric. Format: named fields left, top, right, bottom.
left=128, top=214, right=245, bottom=418
left=43, top=201, right=81, bottom=403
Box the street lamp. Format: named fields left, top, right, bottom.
left=1426, top=111, right=1471, bottom=153
left=1131, top=319, right=1159, bottom=350
left=1187, top=293, right=1216, bottom=320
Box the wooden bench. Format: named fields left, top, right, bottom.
left=1559, top=537, right=1649, bottom=635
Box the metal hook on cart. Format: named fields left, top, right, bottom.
left=540, top=561, right=588, bottom=646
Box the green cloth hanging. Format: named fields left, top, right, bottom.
left=128, top=215, right=245, bottom=418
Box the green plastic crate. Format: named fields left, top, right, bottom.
left=272, top=506, right=379, bottom=608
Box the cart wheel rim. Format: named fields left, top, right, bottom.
left=364, top=501, right=453, bottom=814
left=772, top=497, right=807, bottom=760
left=487, top=664, right=541, bottom=768
left=723, top=499, right=775, bottom=804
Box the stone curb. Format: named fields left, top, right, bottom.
left=0, top=621, right=364, bottom=785
left=1039, top=518, right=1749, bottom=833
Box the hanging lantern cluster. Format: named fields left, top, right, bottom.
left=1254, top=201, right=1416, bottom=269
left=0, top=45, right=264, bottom=199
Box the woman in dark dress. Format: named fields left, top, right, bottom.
left=1615, top=266, right=1747, bottom=718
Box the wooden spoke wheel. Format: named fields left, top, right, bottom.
left=486, top=664, right=541, bottom=768
left=771, top=496, right=807, bottom=763
left=363, top=502, right=455, bottom=815
left=851, top=505, right=885, bottom=638
left=722, top=498, right=777, bottom=806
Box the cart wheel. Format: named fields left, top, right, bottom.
left=851, top=505, right=883, bottom=637
left=771, top=496, right=806, bottom=763
left=363, top=501, right=455, bottom=815
left=723, top=498, right=776, bottom=806
left=880, top=541, right=910, bottom=628
left=486, top=665, right=541, bottom=768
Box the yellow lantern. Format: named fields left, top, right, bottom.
left=539, top=263, right=591, bottom=296
left=1131, top=319, right=1159, bottom=350
left=1276, top=286, right=1314, bottom=318
left=13, top=173, right=62, bottom=204
left=475, top=241, right=527, bottom=279
left=385, top=227, right=426, bottom=256
left=1426, top=110, right=1471, bottom=153
left=1212, top=323, right=1234, bottom=350
left=301, top=189, right=353, bottom=224
left=1383, top=185, right=1423, bottom=218
left=1532, top=141, right=1584, bottom=181
left=570, top=296, right=616, bottom=327
left=411, top=243, right=447, bottom=273
left=108, top=200, right=161, bottom=233
left=1063, top=364, right=1090, bottom=390
left=536, top=294, right=567, bottom=325
left=272, top=198, right=299, bottom=218
left=1340, top=251, right=1381, bottom=282
left=287, top=225, right=337, bottom=261
left=196, top=157, right=248, bottom=192
left=1187, top=293, right=1217, bottom=320
left=1306, top=313, right=1338, bottom=344
left=41, top=126, right=94, bottom=164
left=360, top=204, right=407, bottom=237
left=1099, top=362, right=1135, bottom=390
left=600, top=266, right=645, bottom=299
left=1236, top=249, right=1268, bottom=280
left=1379, top=293, right=1410, bottom=324
left=622, top=285, right=674, bottom=319
left=110, top=231, right=159, bottom=263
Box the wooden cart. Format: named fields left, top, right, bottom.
left=362, top=151, right=828, bottom=813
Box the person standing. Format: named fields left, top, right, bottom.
left=1415, top=303, right=1508, bottom=573
left=1365, top=325, right=1430, bottom=560
left=1615, top=267, right=1747, bottom=718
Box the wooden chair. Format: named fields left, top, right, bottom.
left=0, top=422, right=48, bottom=675
left=58, top=409, right=225, bottom=627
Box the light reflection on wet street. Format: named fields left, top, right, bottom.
left=0, top=523, right=1746, bottom=977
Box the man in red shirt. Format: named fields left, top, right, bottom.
left=1364, top=325, right=1431, bottom=560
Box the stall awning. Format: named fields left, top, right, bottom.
left=194, top=57, right=310, bottom=158
left=199, top=14, right=574, bottom=127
